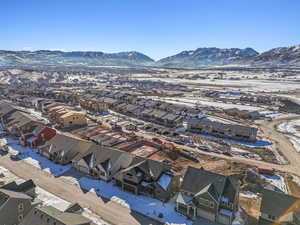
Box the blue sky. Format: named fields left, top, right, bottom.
left=1, top=0, right=300, bottom=60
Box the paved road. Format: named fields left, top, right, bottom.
left=0, top=155, right=162, bottom=225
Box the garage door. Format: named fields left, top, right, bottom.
left=197, top=208, right=215, bottom=222
left=217, top=214, right=231, bottom=225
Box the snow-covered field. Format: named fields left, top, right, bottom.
left=0, top=137, right=71, bottom=177
left=261, top=174, right=288, bottom=194
left=277, top=120, right=300, bottom=153
left=152, top=96, right=264, bottom=111
left=79, top=177, right=193, bottom=225
left=141, top=77, right=300, bottom=93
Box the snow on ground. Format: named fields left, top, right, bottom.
left=153, top=96, right=263, bottom=111
left=0, top=166, right=11, bottom=177
left=0, top=166, right=20, bottom=185
left=231, top=148, right=249, bottom=154
left=292, top=175, right=300, bottom=187
left=261, top=174, right=288, bottom=194
left=259, top=111, right=282, bottom=118
left=79, top=177, right=192, bottom=225
left=1, top=137, right=71, bottom=177
left=37, top=185, right=112, bottom=225
left=142, top=77, right=300, bottom=93
left=27, top=108, right=49, bottom=123
left=110, top=196, right=130, bottom=208
left=240, top=192, right=259, bottom=199
left=278, top=120, right=300, bottom=136
left=35, top=187, right=71, bottom=211
left=82, top=208, right=112, bottom=225
left=232, top=208, right=246, bottom=225
left=290, top=137, right=300, bottom=153
left=277, top=120, right=300, bottom=153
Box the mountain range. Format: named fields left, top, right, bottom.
left=1, top=45, right=300, bottom=68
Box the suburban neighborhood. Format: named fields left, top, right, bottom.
left=0, top=76, right=300, bottom=225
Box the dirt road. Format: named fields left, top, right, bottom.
left=0, top=155, right=162, bottom=225
left=137, top=115, right=300, bottom=176
left=259, top=115, right=300, bottom=174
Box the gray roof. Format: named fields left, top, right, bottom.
left=176, top=192, right=193, bottom=205
left=0, top=188, right=32, bottom=200
left=39, top=133, right=92, bottom=162
left=189, top=118, right=257, bottom=135
left=1, top=179, right=36, bottom=193
left=115, top=157, right=170, bottom=182
left=260, top=188, right=300, bottom=217
left=181, top=167, right=238, bottom=203
left=20, top=205, right=92, bottom=225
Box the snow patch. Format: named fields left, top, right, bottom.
left=2, top=137, right=71, bottom=176
left=79, top=177, right=192, bottom=225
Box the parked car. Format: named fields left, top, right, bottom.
left=186, top=142, right=197, bottom=148
left=136, top=122, right=145, bottom=127
left=174, top=140, right=185, bottom=145
left=223, top=151, right=233, bottom=157
left=197, top=145, right=209, bottom=151
left=10, top=153, right=21, bottom=161
left=152, top=137, right=163, bottom=144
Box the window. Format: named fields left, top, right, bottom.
left=268, top=214, right=276, bottom=220
left=198, top=197, right=209, bottom=206
left=18, top=214, right=23, bottom=222
left=210, top=202, right=214, bottom=208
left=18, top=202, right=24, bottom=212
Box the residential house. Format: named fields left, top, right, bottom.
left=20, top=205, right=93, bottom=225
left=0, top=181, right=39, bottom=225
left=161, top=113, right=183, bottom=127
left=20, top=126, right=57, bottom=148
left=38, top=133, right=92, bottom=165
left=114, top=157, right=177, bottom=202
left=1, top=179, right=36, bottom=198
left=259, top=188, right=300, bottom=225
left=58, top=111, right=87, bottom=127
left=176, top=167, right=240, bottom=224
left=224, top=108, right=260, bottom=120
left=187, top=119, right=257, bottom=142
left=0, top=103, right=24, bottom=126
left=2, top=110, right=46, bottom=137
left=73, top=146, right=135, bottom=181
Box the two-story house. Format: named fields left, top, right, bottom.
left=176, top=166, right=240, bottom=225
left=259, top=188, right=300, bottom=225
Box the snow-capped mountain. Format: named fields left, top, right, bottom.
left=0, top=45, right=300, bottom=68
left=250, top=45, right=300, bottom=67
left=156, top=47, right=259, bottom=67
left=0, top=50, right=155, bottom=67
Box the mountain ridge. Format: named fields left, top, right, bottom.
left=0, top=45, right=300, bottom=68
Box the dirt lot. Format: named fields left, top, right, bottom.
left=172, top=153, right=250, bottom=176
left=287, top=176, right=300, bottom=197
left=239, top=197, right=261, bottom=225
